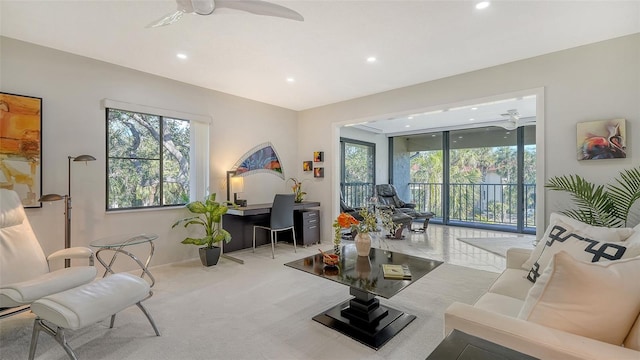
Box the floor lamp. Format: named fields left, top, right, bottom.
left=39, top=155, right=96, bottom=268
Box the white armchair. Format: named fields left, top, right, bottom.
left=0, top=189, right=97, bottom=317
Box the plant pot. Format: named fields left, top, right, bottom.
left=386, top=227, right=404, bottom=239
left=354, top=233, right=371, bottom=256
left=199, top=246, right=221, bottom=266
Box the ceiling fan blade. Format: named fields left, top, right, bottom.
left=147, top=10, right=185, bottom=28
left=215, top=0, right=304, bottom=21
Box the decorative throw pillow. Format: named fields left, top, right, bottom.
left=521, top=212, right=635, bottom=272
left=518, top=251, right=640, bottom=345
left=525, top=220, right=640, bottom=282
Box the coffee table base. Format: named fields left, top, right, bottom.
left=312, top=299, right=416, bottom=350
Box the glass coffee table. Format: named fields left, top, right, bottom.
left=90, top=233, right=157, bottom=287
left=285, top=244, right=443, bottom=349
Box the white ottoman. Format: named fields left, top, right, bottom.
left=29, top=273, right=160, bottom=360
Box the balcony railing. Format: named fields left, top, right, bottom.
left=408, top=182, right=536, bottom=229
left=341, top=182, right=374, bottom=209
left=342, top=182, right=536, bottom=230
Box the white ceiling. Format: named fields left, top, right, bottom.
left=1, top=0, right=639, bottom=115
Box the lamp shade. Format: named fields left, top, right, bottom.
left=230, top=176, right=244, bottom=193
left=72, top=155, right=96, bottom=162
left=39, top=193, right=64, bottom=202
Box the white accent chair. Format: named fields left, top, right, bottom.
left=0, top=189, right=97, bottom=317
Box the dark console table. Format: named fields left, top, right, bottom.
left=285, top=245, right=443, bottom=350
left=223, top=201, right=320, bottom=253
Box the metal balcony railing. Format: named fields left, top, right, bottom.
left=342, top=182, right=536, bottom=229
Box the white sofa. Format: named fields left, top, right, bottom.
left=444, top=215, right=640, bottom=360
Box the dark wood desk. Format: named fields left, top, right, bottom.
left=223, top=201, right=320, bottom=253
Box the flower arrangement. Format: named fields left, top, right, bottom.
left=288, top=177, right=306, bottom=203
left=332, top=208, right=378, bottom=254
left=379, top=208, right=403, bottom=238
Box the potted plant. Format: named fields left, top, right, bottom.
left=379, top=208, right=404, bottom=239
left=172, top=193, right=232, bottom=266
left=288, top=177, right=306, bottom=203
left=546, top=166, right=640, bottom=227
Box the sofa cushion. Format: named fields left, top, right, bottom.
left=518, top=251, right=640, bottom=346
left=522, top=212, right=635, bottom=272
left=626, top=313, right=640, bottom=351
left=525, top=220, right=640, bottom=282
left=487, top=268, right=532, bottom=301
left=474, top=293, right=524, bottom=318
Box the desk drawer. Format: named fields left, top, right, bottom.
left=295, top=210, right=320, bottom=246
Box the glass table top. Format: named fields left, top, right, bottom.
left=285, top=244, right=443, bottom=299
left=90, top=233, right=158, bottom=248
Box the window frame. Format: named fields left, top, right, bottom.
left=102, top=99, right=210, bottom=212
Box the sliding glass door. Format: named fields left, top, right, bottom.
left=399, top=125, right=535, bottom=233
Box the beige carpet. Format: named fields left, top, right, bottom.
left=457, top=237, right=535, bottom=257
left=0, top=245, right=498, bottom=360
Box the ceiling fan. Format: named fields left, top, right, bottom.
left=497, top=109, right=535, bottom=130
left=148, top=0, right=304, bottom=28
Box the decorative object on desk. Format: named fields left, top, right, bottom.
left=379, top=208, right=404, bottom=239
left=302, top=161, right=312, bottom=171
left=313, top=151, right=323, bottom=162
left=287, top=177, right=306, bottom=203
left=172, top=193, right=233, bottom=266
left=313, top=167, right=324, bottom=178
left=39, top=154, right=96, bottom=268
left=382, top=264, right=412, bottom=280
left=545, top=166, right=640, bottom=227
left=577, top=118, right=626, bottom=160
left=231, top=142, right=283, bottom=179
left=0, top=92, right=42, bottom=208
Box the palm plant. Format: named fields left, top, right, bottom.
left=545, top=166, right=640, bottom=227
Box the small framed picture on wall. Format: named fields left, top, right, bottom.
left=313, top=151, right=324, bottom=162
left=303, top=161, right=313, bottom=171
left=314, top=167, right=324, bottom=178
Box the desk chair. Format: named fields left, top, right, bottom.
left=253, top=194, right=296, bottom=259
left=0, top=189, right=97, bottom=318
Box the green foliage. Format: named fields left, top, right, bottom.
left=172, top=193, right=233, bottom=248
left=546, top=167, right=640, bottom=227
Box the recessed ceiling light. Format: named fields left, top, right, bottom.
left=471, top=107, right=478, bottom=110
left=286, top=77, right=295, bottom=83
left=476, top=2, right=490, bottom=10
left=366, top=57, right=377, bottom=63
left=176, top=53, right=187, bottom=60
left=408, top=116, right=413, bottom=120
left=506, top=131, right=511, bottom=134
left=405, top=125, right=411, bottom=128
left=431, top=134, right=437, bottom=137
left=469, top=118, right=475, bottom=121
left=459, top=136, right=463, bottom=139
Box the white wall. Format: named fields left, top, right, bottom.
left=299, top=33, right=639, bottom=237
left=1, top=37, right=298, bottom=272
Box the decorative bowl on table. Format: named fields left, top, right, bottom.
left=323, top=254, right=339, bottom=267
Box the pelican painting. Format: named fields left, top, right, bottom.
left=577, top=119, right=626, bottom=161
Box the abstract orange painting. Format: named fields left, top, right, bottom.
left=0, top=92, right=42, bottom=207
left=577, top=118, right=626, bottom=161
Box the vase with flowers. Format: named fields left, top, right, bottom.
left=288, top=177, right=306, bottom=203
left=333, top=208, right=378, bottom=256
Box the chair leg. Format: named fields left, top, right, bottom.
left=30, top=318, right=78, bottom=360
left=271, top=230, right=276, bottom=259
left=136, top=302, right=160, bottom=336
left=292, top=228, right=297, bottom=253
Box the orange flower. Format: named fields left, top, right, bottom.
left=337, top=212, right=360, bottom=228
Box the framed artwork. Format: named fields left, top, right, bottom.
left=313, top=151, right=324, bottom=162
left=303, top=161, right=313, bottom=171
left=0, top=92, right=43, bottom=207
left=314, top=167, right=324, bottom=178
left=577, top=118, right=626, bottom=160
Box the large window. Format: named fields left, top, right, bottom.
left=107, top=109, right=191, bottom=210
left=104, top=99, right=210, bottom=212
left=340, top=138, right=375, bottom=208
